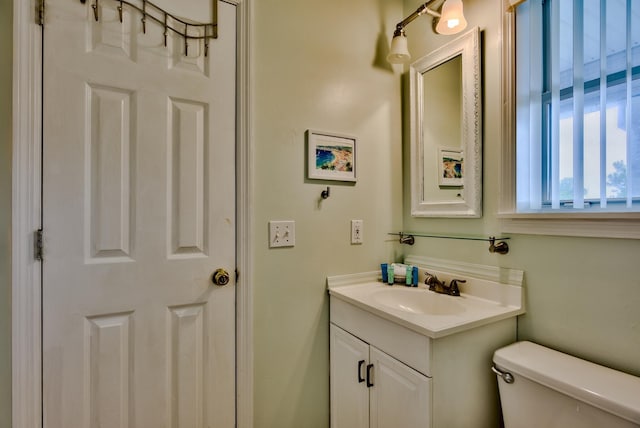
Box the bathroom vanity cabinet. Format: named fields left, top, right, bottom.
left=328, top=260, right=525, bottom=428
left=330, top=323, right=430, bottom=427
left=330, top=297, right=516, bottom=428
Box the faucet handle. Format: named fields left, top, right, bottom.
left=424, top=272, right=438, bottom=282
left=424, top=273, right=439, bottom=290
left=449, top=279, right=466, bottom=296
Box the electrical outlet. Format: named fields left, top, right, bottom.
left=269, top=220, right=295, bottom=248
left=351, top=219, right=363, bottom=244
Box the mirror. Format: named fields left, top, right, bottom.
left=409, top=27, right=481, bottom=217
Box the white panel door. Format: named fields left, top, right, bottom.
left=369, top=347, right=431, bottom=428
left=42, top=0, right=236, bottom=426
left=330, top=324, right=370, bottom=428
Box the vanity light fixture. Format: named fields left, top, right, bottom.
left=387, top=0, right=467, bottom=64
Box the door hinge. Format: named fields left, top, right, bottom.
left=34, top=229, right=43, bottom=261
left=37, top=0, right=45, bottom=26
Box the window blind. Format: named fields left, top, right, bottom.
left=515, top=0, right=640, bottom=213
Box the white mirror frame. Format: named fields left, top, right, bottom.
left=409, top=27, right=482, bottom=218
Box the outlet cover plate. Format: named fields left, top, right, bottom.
left=351, top=219, right=363, bottom=244
left=269, top=220, right=295, bottom=248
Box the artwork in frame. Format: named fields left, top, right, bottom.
left=438, top=147, right=464, bottom=187
left=307, top=130, right=357, bottom=182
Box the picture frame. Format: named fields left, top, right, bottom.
left=438, top=147, right=464, bottom=187
left=306, top=130, right=357, bottom=182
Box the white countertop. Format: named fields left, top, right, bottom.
left=328, top=266, right=525, bottom=339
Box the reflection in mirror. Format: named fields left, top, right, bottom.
left=423, top=55, right=462, bottom=203
left=409, top=27, right=481, bottom=217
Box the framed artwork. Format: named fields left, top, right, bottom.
left=307, top=130, right=356, bottom=182
left=438, top=147, right=463, bottom=187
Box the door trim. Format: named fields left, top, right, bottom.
left=235, top=0, right=254, bottom=427
left=11, top=0, right=254, bottom=426
left=12, top=1, right=43, bottom=426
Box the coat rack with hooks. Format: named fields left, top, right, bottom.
left=81, top=0, right=218, bottom=56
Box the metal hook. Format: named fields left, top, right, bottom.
left=321, top=187, right=330, bottom=199
left=204, top=25, right=209, bottom=57
left=117, top=1, right=123, bottom=23
left=184, top=23, right=191, bottom=56
left=92, top=0, right=99, bottom=21
left=141, top=0, right=146, bottom=33
left=163, top=13, right=168, bottom=46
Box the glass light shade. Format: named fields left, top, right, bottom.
left=387, top=33, right=411, bottom=64
left=435, top=0, right=467, bottom=35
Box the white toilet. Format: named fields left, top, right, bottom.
left=493, top=341, right=640, bottom=428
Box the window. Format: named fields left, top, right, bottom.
left=514, top=0, right=640, bottom=213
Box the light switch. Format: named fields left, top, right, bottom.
left=269, top=221, right=295, bottom=247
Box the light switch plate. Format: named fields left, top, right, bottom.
left=269, top=220, right=295, bottom=247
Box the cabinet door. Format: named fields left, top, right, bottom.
left=369, top=346, right=431, bottom=428
left=330, top=324, right=370, bottom=428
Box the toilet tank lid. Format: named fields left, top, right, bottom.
left=493, top=341, right=640, bottom=425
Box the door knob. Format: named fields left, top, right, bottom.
left=211, top=268, right=230, bottom=286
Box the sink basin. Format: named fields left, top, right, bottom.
left=372, top=288, right=466, bottom=315
left=328, top=265, right=524, bottom=338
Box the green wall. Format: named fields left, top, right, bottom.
left=402, top=0, right=640, bottom=377
left=3, top=1, right=639, bottom=427
left=0, top=0, right=12, bottom=426
left=1, top=0, right=404, bottom=425
left=252, top=0, right=403, bottom=426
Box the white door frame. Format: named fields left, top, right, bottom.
left=11, top=0, right=254, bottom=426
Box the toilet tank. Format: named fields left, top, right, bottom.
left=493, top=341, right=640, bottom=428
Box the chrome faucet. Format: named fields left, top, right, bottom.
left=424, top=272, right=465, bottom=297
